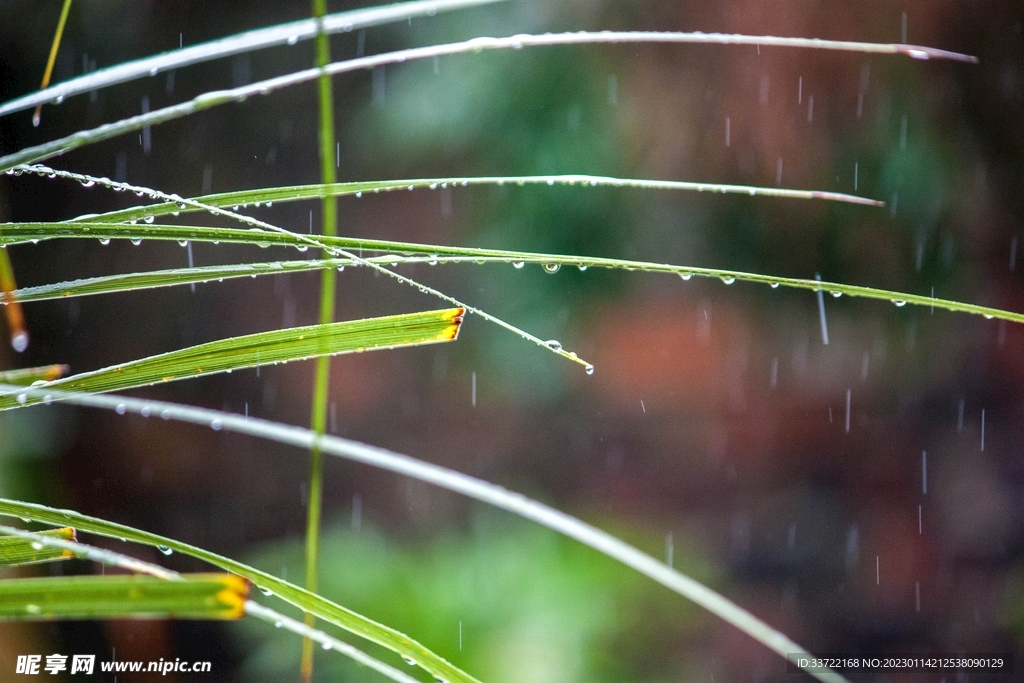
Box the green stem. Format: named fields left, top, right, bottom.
left=301, top=1, right=337, bottom=681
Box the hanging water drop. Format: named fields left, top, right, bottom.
left=720, top=276, right=736, bottom=285
left=210, top=419, right=223, bottom=430
left=544, top=340, right=562, bottom=351
left=543, top=263, right=560, bottom=273
left=115, top=403, right=127, bottom=414
left=157, top=545, right=173, bottom=556
left=679, top=272, right=693, bottom=281
left=891, top=299, right=907, bottom=307
left=512, top=261, right=525, bottom=269
left=258, top=586, right=274, bottom=596
left=130, top=237, right=142, bottom=246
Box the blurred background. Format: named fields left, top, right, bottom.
left=1, top=0, right=1023, bottom=681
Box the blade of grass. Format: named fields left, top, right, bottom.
left=31, top=0, right=74, bottom=127
left=20, top=163, right=594, bottom=371
left=0, top=495, right=484, bottom=683
left=0, top=527, right=75, bottom=566
left=0, top=32, right=975, bottom=173
left=0, top=0, right=508, bottom=118
left=302, top=1, right=340, bottom=678
left=0, top=525, right=425, bottom=683
left=5, top=221, right=1023, bottom=327
left=72, top=175, right=882, bottom=226
left=0, top=573, right=248, bottom=620
left=0, top=308, right=464, bottom=412
left=0, top=386, right=849, bottom=683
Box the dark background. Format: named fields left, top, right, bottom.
left=1, top=0, right=1023, bottom=681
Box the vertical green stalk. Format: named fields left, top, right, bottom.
left=301, top=1, right=337, bottom=681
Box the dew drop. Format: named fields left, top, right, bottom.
left=983, top=313, right=994, bottom=320
left=130, top=237, right=142, bottom=246
left=830, top=291, right=843, bottom=298
left=11, top=331, right=28, bottom=353
left=769, top=281, right=780, bottom=289
left=720, top=276, right=736, bottom=285
left=98, top=238, right=111, bottom=245
left=177, top=239, right=189, bottom=247
left=296, top=246, right=309, bottom=253
left=544, top=340, right=562, bottom=351
left=321, top=642, right=332, bottom=650
left=115, top=403, right=127, bottom=414
left=160, top=409, right=172, bottom=420
left=543, top=263, right=560, bottom=274
left=512, top=261, right=525, bottom=269
left=140, top=405, right=151, bottom=417
left=891, top=299, right=907, bottom=307
left=577, top=264, right=588, bottom=271
left=402, top=657, right=417, bottom=666
left=679, top=272, right=693, bottom=281
left=258, top=586, right=274, bottom=596
left=31, top=542, right=43, bottom=550
left=274, top=620, right=283, bottom=628
left=143, top=215, right=155, bottom=224
left=210, top=419, right=223, bottom=430
left=42, top=395, right=52, bottom=405
left=585, top=364, right=595, bottom=375
left=157, top=545, right=173, bottom=556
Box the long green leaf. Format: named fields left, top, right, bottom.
left=0, top=573, right=247, bottom=620
left=3, top=221, right=1021, bottom=325
left=0, top=497, right=482, bottom=683
left=0, top=32, right=974, bottom=172
left=0, top=528, right=75, bottom=567
left=0, top=308, right=464, bottom=411
left=0, top=0, right=508, bottom=118
left=70, top=176, right=882, bottom=226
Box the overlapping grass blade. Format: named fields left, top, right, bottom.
left=0, top=32, right=974, bottom=172
left=0, top=527, right=75, bottom=566
left=0, top=0, right=508, bottom=118
left=73, top=176, right=882, bottom=226
left=4, top=221, right=1022, bottom=325
left=0, top=497, right=484, bottom=683
left=0, top=387, right=849, bottom=683
left=0, top=308, right=464, bottom=411
left=0, top=573, right=247, bottom=620
left=0, top=525, right=421, bottom=683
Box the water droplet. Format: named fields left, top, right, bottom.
left=355, top=191, right=362, bottom=198
left=891, top=299, right=907, bottom=307
left=98, top=238, right=111, bottom=245
left=258, top=586, right=274, bottom=596
left=143, top=215, right=154, bottom=224
left=577, top=264, right=588, bottom=271
left=769, top=281, right=780, bottom=289
left=274, top=620, right=283, bottom=628
left=210, top=419, right=223, bottom=430
left=906, top=49, right=929, bottom=60
left=31, top=541, right=43, bottom=550
left=296, top=246, right=309, bottom=252
left=115, top=403, right=127, bottom=414
left=402, top=657, right=417, bottom=666
left=11, top=331, right=28, bottom=353
left=544, top=340, right=562, bottom=351
left=321, top=642, right=332, bottom=650
left=983, top=313, right=994, bottom=320
left=679, top=272, right=693, bottom=281
left=130, top=237, right=142, bottom=246
left=177, top=239, right=189, bottom=247
left=720, top=276, right=736, bottom=285
left=830, top=291, right=843, bottom=298
left=543, top=263, right=560, bottom=273
left=157, top=545, right=173, bottom=556
left=512, top=261, right=525, bottom=269
left=42, top=395, right=52, bottom=405
left=160, top=409, right=172, bottom=420
left=585, top=364, right=595, bottom=375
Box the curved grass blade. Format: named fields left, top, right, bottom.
left=0, top=32, right=974, bottom=173
left=73, top=176, right=882, bottom=226
left=0, top=527, right=75, bottom=567
left=0, top=526, right=424, bottom=683
left=0, top=496, right=484, bottom=683
left=0, top=573, right=248, bottom=620
left=0, top=386, right=849, bottom=683
left=0, top=365, right=69, bottom=385
left=0, top=0, right=508, bottom=119
left=0, top=308, right=464, bottom=412
left=5, top=221, right=1022, bottom=326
